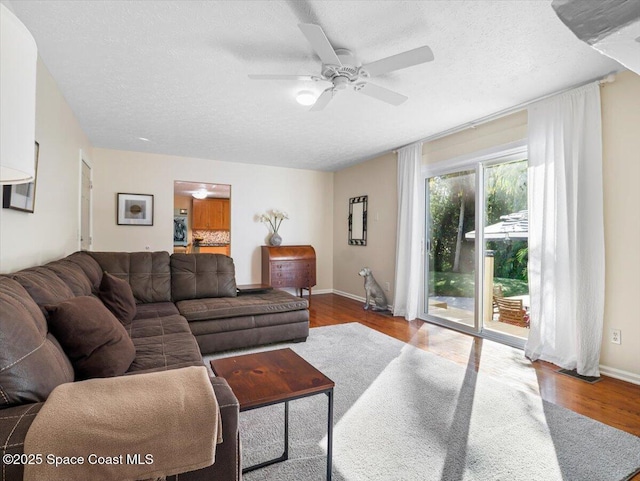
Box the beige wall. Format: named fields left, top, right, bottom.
left=423, top=110, right=528, bottom=164
left=333, top=152, right=397, bottom=303
left=599, top=71, right=640, bottom=377
left=91, top=148, right=334, bottom=290
left=0, top=58, right=92, bottom=273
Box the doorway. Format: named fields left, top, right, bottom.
left=173, top=181, right=231, bottom=256
left=423, top=146, right=529, bottom=347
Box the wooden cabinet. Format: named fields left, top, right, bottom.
left=192, top=198, right=230, bottom=230
left=261, top=245, right=316, bottom=298
left=198, top=245, right=230, bottom=256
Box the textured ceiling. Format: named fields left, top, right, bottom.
left=6, top=0, right=622, bottom=172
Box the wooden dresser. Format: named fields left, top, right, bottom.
left=261, top=245, right=316, bottom=298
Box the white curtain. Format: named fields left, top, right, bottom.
left=525, top=83, right=605, bottom=377
left=393, top=142, right=423, bottom=321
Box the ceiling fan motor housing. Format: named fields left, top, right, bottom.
left=322, top=48, right=361, bottom=84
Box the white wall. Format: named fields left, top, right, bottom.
left=0, top=58, right=92, bottom=273
left=91, top=148, right=334, bottom=290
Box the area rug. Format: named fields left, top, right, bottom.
left=204, top=323, right=640, bottom=481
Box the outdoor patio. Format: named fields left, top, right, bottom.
left=427, top=296, right=530, bottom=339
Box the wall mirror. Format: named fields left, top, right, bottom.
left=349, top=196, right=367, bottom=246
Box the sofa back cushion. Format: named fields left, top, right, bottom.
left=89, top=251, right=171, bottom=303
left=0, top=276, right=74, bottom=408
left=65, top=251, right=104, bottom=291
left=45, top=259, right=93, bottom=296
left=11, top=267, right=75, bottom=315
left=171, top=254, right=237, bottom=302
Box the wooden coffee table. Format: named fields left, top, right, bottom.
left=210, top=348, right=335, bottom=480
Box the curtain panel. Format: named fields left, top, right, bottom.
left=393, top=142, right=423, bottom=321
left=525, top=83, right=605, bottom=376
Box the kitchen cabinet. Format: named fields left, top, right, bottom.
left=192, top=198, right=230, bottom=230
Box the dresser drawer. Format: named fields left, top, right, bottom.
left=261, top=245, right=317, bottom=291
left=272, top=260, right=313, bottom=272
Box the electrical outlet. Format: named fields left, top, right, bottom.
left=610, top=329, right=621, bottom=345
left=384, top=282, right=391, bottom=292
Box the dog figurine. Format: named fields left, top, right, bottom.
left=358, top=267, right=388, bottom=311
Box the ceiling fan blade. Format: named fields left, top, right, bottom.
left=362, top=46, right=434, bottom=77
left=298, top=23, right=342, bottom=66
left=248, top=74, right=319, bottom=81
left=357, top=83, right=408, bottom=106
left=310, top=88, right=334, bottom=111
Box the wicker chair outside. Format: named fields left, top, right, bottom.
left=495, top=297, right=529, bottom=328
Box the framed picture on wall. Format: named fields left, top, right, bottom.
left=2, top=141, right=39, bottom=213
left=117, top=193, right=154, bottom=226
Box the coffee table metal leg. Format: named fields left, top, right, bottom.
left=284, top=400, right=289, bottom=460
left=327, top=389, right=333, bottom=481
left=242, top=401, right=290, bottom=474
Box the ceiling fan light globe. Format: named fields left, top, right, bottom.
left=296, top=91, right=317, bottom=106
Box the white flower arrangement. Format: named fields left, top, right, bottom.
left=259, top=209, right=289, bottom=233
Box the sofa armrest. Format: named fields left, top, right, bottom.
left=203, top=376, right=241, bottom=481
left=1, top=379, right=241, bottom=481
left=178, top=377, right=241, bottom=481
left=1, top=403, right=44, bottom=481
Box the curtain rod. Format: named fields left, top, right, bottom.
left=392, top=71, right=618, bottom=153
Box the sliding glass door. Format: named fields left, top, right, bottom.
left=426, top=169, right=477, bottom=329
left=424, top=147, right=529, bottom=347
left=481, top=159, right=529, bottom=340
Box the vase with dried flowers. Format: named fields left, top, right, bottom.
left=259, top=209, right=289, bottom=246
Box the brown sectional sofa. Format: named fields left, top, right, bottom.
left=0, top=250, right=311, bottom=481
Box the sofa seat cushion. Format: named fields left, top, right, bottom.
left=133, top=302, right=180, bottom=320
left=176, top=290, right=308, bottom=322
left=127, top=314, right=193, bottom=339
left=0, top=277, right=75, bottom=407
left=45, top=296, right=136, bottom=380
left=127, top=332, right=203, bottom=374
left=125, top=314, right=203, bottom=374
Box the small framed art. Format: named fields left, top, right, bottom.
left=117, top=193, right=154, bottom=226
left=2, top=141, right=39, bottom=213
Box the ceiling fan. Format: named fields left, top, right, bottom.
left=248, top=23, right=434, bottom=111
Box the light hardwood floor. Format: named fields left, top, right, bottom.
left=308, top=294, right=640, bottom=450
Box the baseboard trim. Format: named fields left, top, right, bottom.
left=333, top=289, right=394, bottom=312
left=599, top=364, right=640, bottom=385
left=333, top=289, right=365, bottom=303
left=310, top=288, right=333, bottom=295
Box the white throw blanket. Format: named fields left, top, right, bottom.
left=24, top=366, right=221, bottom=481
